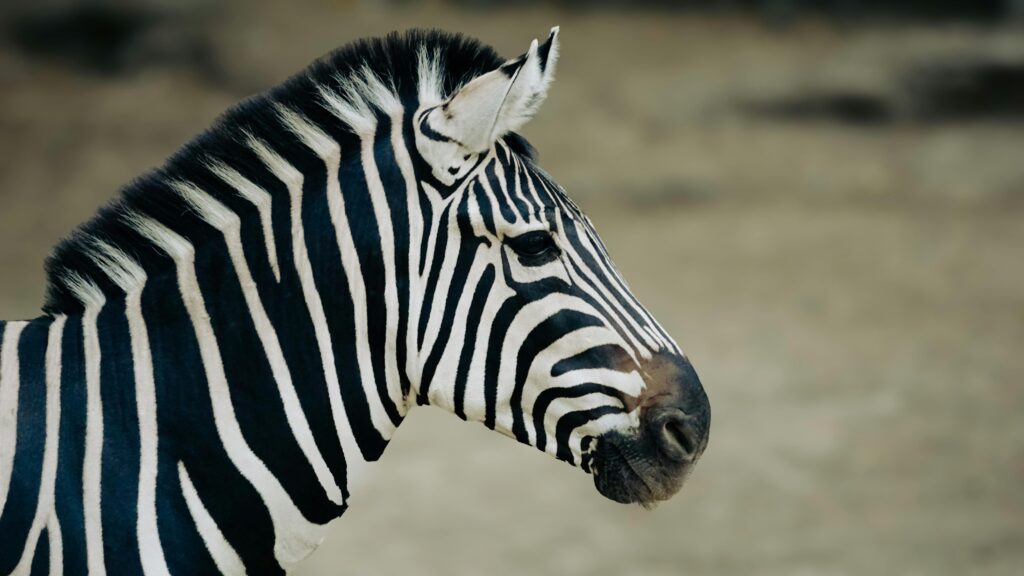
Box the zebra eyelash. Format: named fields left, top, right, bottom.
left=504, top=230, right=561, bottom=266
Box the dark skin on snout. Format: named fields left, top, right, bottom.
left=593, top=352, right=710, bottom=506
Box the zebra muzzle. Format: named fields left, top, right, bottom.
left=591, top=352, right=710, bottom=505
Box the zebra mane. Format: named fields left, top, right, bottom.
left=42, top=29, right=533, bottom=315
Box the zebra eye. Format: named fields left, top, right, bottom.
left=506, top=230, right=559, bottom=263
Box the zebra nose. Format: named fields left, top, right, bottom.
left=638, top=352, right=710, bottom=462
left=647, top=407, right=705, bottom=463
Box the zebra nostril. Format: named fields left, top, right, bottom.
left=664, top=419, right=696, bottom=457
left=650, top=409, right=701, bottom=463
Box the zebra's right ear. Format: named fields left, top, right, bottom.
left=415, top=27, right=559, bottom=186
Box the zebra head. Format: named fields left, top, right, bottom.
left=410, top=29, right=710, bottom=505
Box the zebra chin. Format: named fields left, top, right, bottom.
left=590, top=428, right=699, bottom=506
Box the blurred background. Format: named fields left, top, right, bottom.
left=2, top=1, right=1023, bottom=574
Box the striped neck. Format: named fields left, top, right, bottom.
left=0, top=93, right=432, bottom=574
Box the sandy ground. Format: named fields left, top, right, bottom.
left=1, top=4, right=1022, bottom=575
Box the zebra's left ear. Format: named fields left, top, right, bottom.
left=416, top=27, right=559, bottom=185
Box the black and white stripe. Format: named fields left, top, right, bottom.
left=0, top=28, right=698, bottom=574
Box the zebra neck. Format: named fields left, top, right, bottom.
left=8, top=96, right=428, bottom=573
left=108, top=126, right=421, bottom=565
left=0, top=277, right=411, bottom=573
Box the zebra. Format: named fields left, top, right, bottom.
left=0, top=28, right=710, bottom=574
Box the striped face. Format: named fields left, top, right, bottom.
left=412, top=30, right=710, bottom=504
left=414, top=139, right=709, bottom=504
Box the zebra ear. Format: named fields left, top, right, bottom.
left=417, top=27, right=559, bottom=182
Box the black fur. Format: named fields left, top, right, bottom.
left=42, top=29, right=535, bottom=315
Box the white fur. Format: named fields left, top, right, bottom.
left=86, top=239, right=147, bottom=294
left=80, top=293, right=107, bottom=576
left=318, top=65, right=403, bottom=136
left=416, top=46, right=445, bottom=106
left=47, top=513, right=63, bottom=576
left=61, top=271, right=107, bottom=310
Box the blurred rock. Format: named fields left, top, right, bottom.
left=2, top=1, right=222, bottom=81
left=742, top=91, right=894, bottom=126
left=741, top=56, right=1024, bottom=125
left=906, top=59, right=1024, bottom=121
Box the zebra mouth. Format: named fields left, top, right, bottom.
left=590, top=430, right=695, bottom=506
